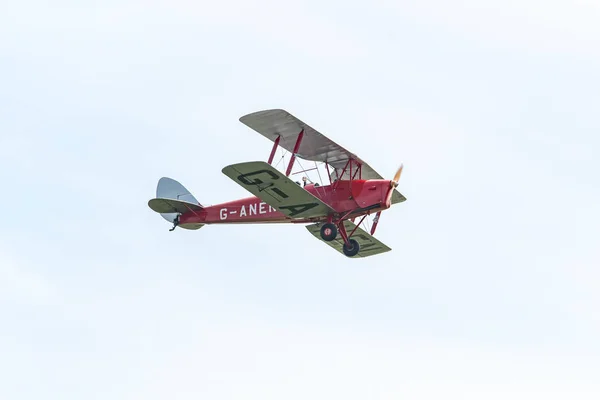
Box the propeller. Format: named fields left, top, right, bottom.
left=385, top=163, right=403, bottom=206
left=390, top=163, right=403, bottom=188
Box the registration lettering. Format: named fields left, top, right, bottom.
left=223, top=202, right=276, bottom=219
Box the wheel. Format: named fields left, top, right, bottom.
left=320, top=223, right=338, bottom=241
left=342, top=239, right=360, bottom=257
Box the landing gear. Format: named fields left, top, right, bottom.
left=320, top=217, right=361, bottom=257
left=342, top=238, right=360, bottom=257
left=320, top=222, right=338, bottom=241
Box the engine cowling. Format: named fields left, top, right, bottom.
left=351, top=179, right=392, bottom=210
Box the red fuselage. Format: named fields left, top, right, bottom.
left=179, top=179, right=394, bottom=225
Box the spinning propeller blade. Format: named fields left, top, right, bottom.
left=390, top=164, right=403, bottom=188
left=385, top=163, right=404, bottom=206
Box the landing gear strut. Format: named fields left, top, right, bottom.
left=319, top=217, right=362, bottom=257
left=337, top=219, right=361, bottom=258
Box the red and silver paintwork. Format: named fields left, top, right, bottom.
left=148, top=109, right=407, bottom=258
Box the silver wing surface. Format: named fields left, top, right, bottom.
left=239, top=109, right=406, bottom=204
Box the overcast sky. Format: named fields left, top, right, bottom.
left=1, top=1, right=599, bottom=399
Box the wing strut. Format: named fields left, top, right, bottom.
left=370, top=211, right=382, bottom=235
left=332, top=158, right=351, bottom=190
left=267, top=135, right=281, bottom=164
left=285, top=130, right=304, bottom=176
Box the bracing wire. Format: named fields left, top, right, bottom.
left=274, top=147, right=287, bottom=169
left=274, top=153, right=285, bottom=168
left=315, top=161, right=324, bottom=187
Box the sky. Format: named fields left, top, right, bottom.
left=1, top=0, right=599, bottom=399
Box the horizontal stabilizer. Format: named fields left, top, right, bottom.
left=178, top=222, right=204, bottom=230
left=148, top=198, right=203, bottom=214
left=222, top=161, right=335, bottom=219
left=306, top=220, right=391, bottom=258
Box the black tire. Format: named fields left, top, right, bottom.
left=342, top=239, right=360, bottom=257
left=320, top=223, right=338, bottom=241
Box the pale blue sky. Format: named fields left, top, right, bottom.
left=1, top=1, right=599, bottom=399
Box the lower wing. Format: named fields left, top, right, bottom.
left=222, top=161, right=335, bottom=219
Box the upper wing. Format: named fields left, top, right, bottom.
left=239, top=109, right=406, bottom=204
left=222, top=161, right=336, bottom=219
left=305, top=220, right=392, bottom=258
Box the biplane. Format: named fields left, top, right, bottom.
left=148, top=109, right=406, bottom=258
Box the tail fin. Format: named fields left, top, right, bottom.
left=148, top=177, right=204, bottom=230
left=156, top=177, right=200, bottom=205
